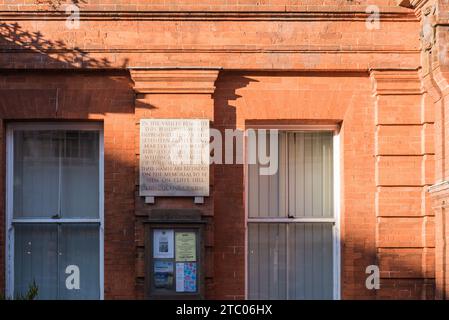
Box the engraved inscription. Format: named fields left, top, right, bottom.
left=139, top=119, right=209, bottom=197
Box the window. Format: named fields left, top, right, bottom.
left=6, top=123, right=103, bottom=300
left=247, top=129, right=339, bottom=300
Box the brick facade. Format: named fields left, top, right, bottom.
left=0, top=0, right=448, bottom=299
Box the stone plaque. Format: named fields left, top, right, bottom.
left=140, top=119, right=209, bottom=197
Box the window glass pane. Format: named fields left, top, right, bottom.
left=287, top=223, right=334, bottom=300
left=248, top=223, right=287, bottom=299
left=248, top=131, right=333, bottom=218
left=58, top=224, right=100, bottom=299
left=61, top=131, right=99, bottom=218
left=13, top=129, right=100, bottom=219
left=248, top=130, right=282, bottom=218
left=288, top=132, right=333, bottom=218
left=13, top=131, right=60, bottom=219
left=248, top=223, right=333, bottom=300
left=14, top=223, right=100, bottom=300
left=14, top=224, right=58, bottom=299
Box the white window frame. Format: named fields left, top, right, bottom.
left=5, top=122, right=104, bottom=300
left=244, top=124, right=341, bottom=300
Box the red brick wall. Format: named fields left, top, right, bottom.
left=0, top=0, right=412, bottom=11
left=0, top=71, right=137, bottom=299
left=371, top=70, right=435, bottom=299
left=214, top=71, right=378, bottom=299
left=133, top=90, right=216, bottom=298
left=0, top=70, right=437, bottom=299
left=0, top=0, right=440, bottom=300
left=0, top=5, right=418, bottom=70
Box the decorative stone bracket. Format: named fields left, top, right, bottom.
left=129, top=67, right=221, bottom=95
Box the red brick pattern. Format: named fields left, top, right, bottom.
left=215, top=71, right=378, bottom=299
left=0, top=72, right=137, bottom=299
left=132, top=73, right=216, bottom=298
left=0, top=0, right=412, bottom=12
left=372, top=70, right=435, bottom=299
left=0, top=8, right=419, bottom=70
left=0, top=0, right=446, bottom=300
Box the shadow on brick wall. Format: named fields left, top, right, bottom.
left=210, top=72, right=255, bottom=299
left=0, top=19, right=137, bottom=298
left=0, top=20, right=439, bottom=299
left=35, top=0, right=87, bottom=10
left=0, top=21, right=132, bottom=69
left=210, top=71, right=437, bottom=300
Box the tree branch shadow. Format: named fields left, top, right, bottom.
left=35, top=0, right=87, bottom=10
left=0, top=22, right=113, bottom=68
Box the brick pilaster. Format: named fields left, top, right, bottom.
left=371, top=69, right=435, bottom=299
left=129, top=68, right=220, bottom=298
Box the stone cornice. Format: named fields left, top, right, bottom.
left=370, top=69, right=423, bottom=95
left=0, top=10, right=417, bottom=22
left=0, top=47, right=419, bottom=54
left=129, top=68, right=221, bottom=94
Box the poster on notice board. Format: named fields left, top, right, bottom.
left=153, top=229, right=174, bottom=259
